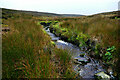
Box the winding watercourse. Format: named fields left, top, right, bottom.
left=41, top=22, right=113, bottom=79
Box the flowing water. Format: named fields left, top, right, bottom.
left=44, top=26, right=111, bottom=79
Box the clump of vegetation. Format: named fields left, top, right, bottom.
left=48, top=12, right=120, bottom=78
left=104, top=46, right=116, bottom=63
left=2, top=9, right=75, bottom=78
left=115, top=17, right=120, bottom=20
left=54, top=49, right=75, bottom=78
left=38, top=21, right=58, bottom=26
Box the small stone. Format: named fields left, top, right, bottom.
left=73, top=59, right=82, bottom=64
left=94, top=72, right=111, bottom=79
left=73, top=56, right=90, bottom=64
left=107, top=67, right=113, bottom=74
left=100, top=54, right=103, bottom=57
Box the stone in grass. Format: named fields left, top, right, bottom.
left=94, top=71, right=110, bottom=80
left=73, top=56, right=90, bottom=64
left=73, top=59, right=82, bottom=64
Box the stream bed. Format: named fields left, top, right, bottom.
left=44, top=26, right=112, bottom=79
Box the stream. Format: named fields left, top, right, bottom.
left=43, top=26, right=112, bottom=79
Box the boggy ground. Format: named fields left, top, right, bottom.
left=40, top=12, right=120, bottom=78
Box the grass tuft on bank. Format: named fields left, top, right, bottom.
left=2, top=11, right=75, bottom=78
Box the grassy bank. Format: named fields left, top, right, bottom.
left=48, top=12, right=120, bottom=78
left=2, top=10, right=75, bottom=78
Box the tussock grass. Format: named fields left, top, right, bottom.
left=60, top=16, right=120, bottom=61
left=51, top=15, right=119, bottom=54
left=49, top=13, right=120, bottom=78
left=54, top=48, right=75, bottom=78
left=2, top=13, right=75, bottom=78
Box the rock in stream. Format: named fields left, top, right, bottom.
left=94, top=71, right=111, bottom=79
left=73, top=56, right=90, bottom=64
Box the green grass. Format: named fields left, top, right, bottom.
left=54, top=48, right=75, bottom=78
left=48, top=13, right=120, bottom=78
left=50, top=15, right=119, bottom=56
left=2, top=12, right=75, bottom=78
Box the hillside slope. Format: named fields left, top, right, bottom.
left=1, top=8, right=83, bottom=17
